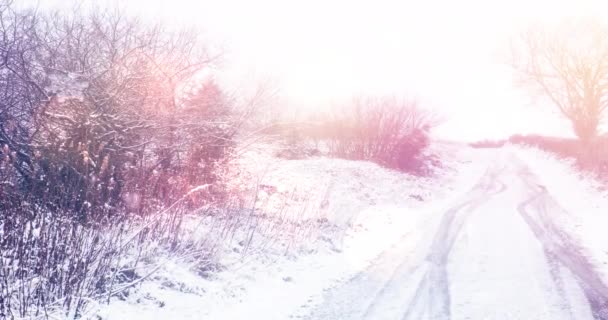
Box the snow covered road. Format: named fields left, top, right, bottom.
left=302, top=153, right=608, bottom=320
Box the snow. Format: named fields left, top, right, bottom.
left=447, top=158, right=593, bottom=319
left=96, top=143, right=608, bottom=320
left=97, top=142, right=489, bottom=320
left=292, top=147, right=608, bottom=320
left=46, top=71, right=89, bottom=102
left=447, top=146, right=608, bottom=319
left=506, top=145, right=608, bottom=285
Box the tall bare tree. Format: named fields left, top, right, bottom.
left=511, top=18, right=608, bottom=143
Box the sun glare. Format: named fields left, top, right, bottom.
left=29, top=0, right=608, bottom=141
left=7, top=0, right=608, bottom=318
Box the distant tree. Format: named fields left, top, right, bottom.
left=511, top=18, right=608, bottom=144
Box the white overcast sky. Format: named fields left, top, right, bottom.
left=30, top=0, right=608, bottom=140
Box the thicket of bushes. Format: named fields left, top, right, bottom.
left=0, top=2, right=253, bottom=317
left=0, top=6, right=242, bottom=220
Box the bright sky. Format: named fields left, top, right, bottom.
left=33, top=0, right=608, bottom=140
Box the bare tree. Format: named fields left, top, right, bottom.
left=511, top=18, right=608, bottom=143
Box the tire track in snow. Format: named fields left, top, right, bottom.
left=296, top=217, right=430, bottom=320
left=517, top=164, right=608, bottom=320
left=400, top=166, right=507, bottom=320
left=300, top=165, right=507, bottom=320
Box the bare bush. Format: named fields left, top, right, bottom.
left=322, top=97, right=435, bottom=174
left=0, top=193, right=198, bottom=318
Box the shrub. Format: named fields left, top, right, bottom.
left=323, top=96, right=435, bottom=173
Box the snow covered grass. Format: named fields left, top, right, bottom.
left=96, top=142, right=492, bottom=319
left=508, top=144, right=608, bottom=283
left=0, top=186, right=227, bottom=319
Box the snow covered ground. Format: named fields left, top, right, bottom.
left=96, top=144, right=608, bottom=320
left=302, top=146, right=608, bottom=320
left=96, top=142, right=490, bottom=319
left=509, top=145, right=608, bottom=292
